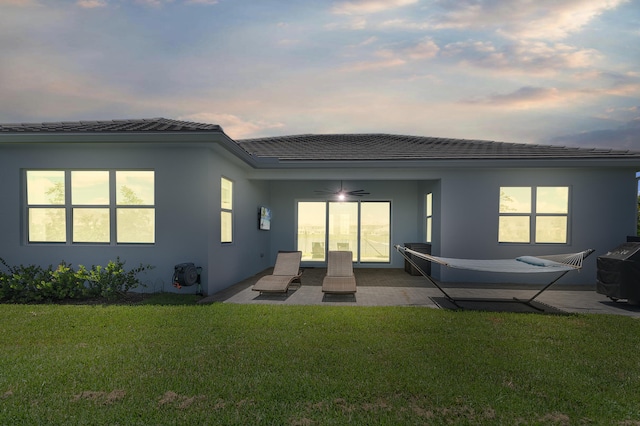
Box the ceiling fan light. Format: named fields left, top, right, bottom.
left=338, top=192, right=346, bottom=200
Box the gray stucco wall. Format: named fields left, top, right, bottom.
left=436, top=167, right=637, bottom=285
left=261, top=167, right=637, bottom=286
left=266, top=179, right=434, bottom=269
left=1, top=142, right=637, bottom=293
left=0, top=144, right=272, bottom=296
left=206, top=147, right=271, bottom=294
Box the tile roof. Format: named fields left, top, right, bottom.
left=1, top=118, right=638, bottom=163
left=0, top=118, right=222, bottom=133
left=237, top=133, right=640, bottom=161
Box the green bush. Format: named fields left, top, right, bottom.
left=78, top=258, right=153, bottom=300
left=0, top=260, right=58, bottom=303
left=0, top=257, right=153, bottom=303
left=49, top=261, right=88, bottom=300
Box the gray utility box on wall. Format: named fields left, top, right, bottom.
left=596, top=242, right=640, bottom=304
left=403, top=243, right=432, bottom=276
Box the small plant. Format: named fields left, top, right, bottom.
left=0, top=257, right=153, bottom=303
left=0, top=259, right=53, bottom=303
left=49, top=261, right=90, bottom=300
left=78, top=258, right=153, bottom=301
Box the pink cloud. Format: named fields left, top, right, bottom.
left=429, top=0, right=629, bottom=40
left=179, top=113, right=284, bottom=139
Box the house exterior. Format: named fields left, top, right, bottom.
left=1, top=117, right=639, bottom=294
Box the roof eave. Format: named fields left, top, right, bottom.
left=0, top=131, right=262, bottom=167
left=0, top=130, right=223, bottom=144
left=249, top=157, right=640, bottom=169
left=3, top=132, right=640, bottom=169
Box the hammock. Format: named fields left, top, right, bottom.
left=394, top=245, right=595, bottom=309
left=398, top=247, right=591, bottom=273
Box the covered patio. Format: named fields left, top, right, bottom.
left=198, top=268, right=640, bottom=317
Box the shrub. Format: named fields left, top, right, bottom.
left=0, top=257, right=153, bottom=303
left=49, top=261, right=89, bottom=300
left=78, top=258, right=153, bottom=301
left=0, top=259, right=56, bottom=303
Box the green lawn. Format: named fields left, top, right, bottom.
left=1, top=298, right=639, bottom=425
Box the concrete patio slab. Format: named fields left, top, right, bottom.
left=199, top=268, right=640, bottom=317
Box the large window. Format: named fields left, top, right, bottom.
left=297, top=201, right=390, bottom=262
left=26, top=170, right=155, bottom=244
left=221, top=177, right=233, bottom=243
left=499, top=186, right=569, bottom=244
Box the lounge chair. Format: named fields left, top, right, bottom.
left=322, top=251, right=357, bottom=294
left=252, top=251, right=303, bottom=293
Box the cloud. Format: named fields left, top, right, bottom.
left=76, top=0, right=107, bottom=8
left=134, top=0, right=163, bottom=5
left=0, top=57, right=146, bottom=120
left=465, top=86, right=566, bottom=108
left=596, top=106, right=640, bottom=122
left=71, top=0, right=219, bottom=5
left=277, top=39, right=301, bottom=46
left=132, top=0, right=218, bottom=6
left=428, top=0, right=628, bottom=40
left=404, top=38, right=439, bottom=60
left=178, top=113, right=285, bottom=139
left=186, top=0, right=218, bottom=4
left=332, top=0, right=418, bottom=15
left=339, top=57, right=406, bottom=72
left=325, top=16, right=368, bottom=30
left=0, top=0, right=37, bottom=4
left=345, top=36, right=378, bottom=48
left=394, top=73, right=441, bottom=83
left=574, top=71, right=640, bottom=95
left=443, top=40, right=600, bottom=74
left=379, top=18, right=429, bottom=30
left=340, top=37, right=438, bottom=71
left=547, top=118, right=640, bottom=150
left=465, top=77, right=640, bottom=110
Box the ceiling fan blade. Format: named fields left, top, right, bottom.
left=314, top=181, right=370, bottom=197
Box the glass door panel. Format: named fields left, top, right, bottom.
left=328, top=202, right=358, bottom=261
left=360, top=202, right=390, bottom=262
left=297, top=202, right=327, bottom=261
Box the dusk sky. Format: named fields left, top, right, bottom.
left=2, top=0, right=639, bottom=149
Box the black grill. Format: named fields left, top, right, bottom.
left=596, top=242, right=640, bottom=304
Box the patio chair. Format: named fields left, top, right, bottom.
left=252, top=251, right=303, bottom=293
left=322, top=251, right=357, bottom=294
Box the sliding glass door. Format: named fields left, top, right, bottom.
left=297, top=201, right=390, bottom=263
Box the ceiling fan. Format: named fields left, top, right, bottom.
left=314, top=181, right=370, bottom=200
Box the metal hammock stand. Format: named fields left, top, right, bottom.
left=394, top=245, right=595, bottom=311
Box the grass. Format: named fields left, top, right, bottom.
left=1, top=297, right=640, bottom=425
